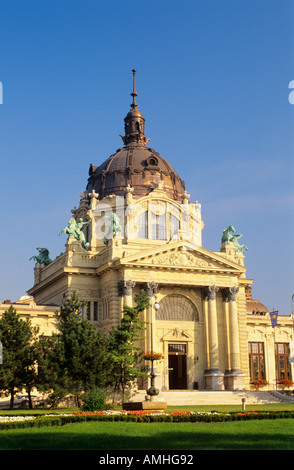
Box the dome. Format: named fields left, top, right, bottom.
left=86, top=70, right=186, bottom=202
left=245, top=286, right=269, bottom=315
left=87, top=145, right=185, bottom=201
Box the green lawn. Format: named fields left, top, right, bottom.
left=1, top=402, right=294, bottom=415
left=0, top=418, right=294, bottom=450
left=0, top=404, right=294, bottom=450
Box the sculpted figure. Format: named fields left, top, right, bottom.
left=30, top=247, right=52, bottom=265
left=222, top=225, right=248, bottom=252
left=103, top=213, right=122, bottom=245
left=59, top=217, right=90, bottom=250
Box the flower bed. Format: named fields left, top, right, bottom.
left=0, top=409, right=293, bottom=430
left=0, top=416, right=36, bottom=423
left=71, top=409, right=294, bottom=423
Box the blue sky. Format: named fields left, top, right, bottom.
left=0, top=0, right=293, bottom=315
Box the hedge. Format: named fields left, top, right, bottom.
left=0, top=410, right=294, bottom=430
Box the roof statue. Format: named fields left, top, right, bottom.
left=221, top=225, right=248, bottom=252
left=30, top=247, right=52, bottom=265
left=103, top=213, right=123, bottom=245
left=59, top=217, right=90, bottom=250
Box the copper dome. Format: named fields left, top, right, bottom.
left=245, top=286, right=269, bottom=315
left=87, top=145, right=185, bottom=201
left=86, top=70, right=186, bottom=202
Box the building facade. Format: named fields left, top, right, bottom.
left=25, top=71, right=294, bottom=393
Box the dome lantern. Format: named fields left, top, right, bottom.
left=87, top=70, right=186, bottom=201
left=120, top=69, right=150, bottom=147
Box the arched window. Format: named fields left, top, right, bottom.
left=151, top=212, right=166, bottom=240
left=170, top=214, right=180, bottom=239
left=81, top=218, right=91, bottom=245
left=156, top=295, right=199, bottom=321
left=137, top=211, right=148, bottom=239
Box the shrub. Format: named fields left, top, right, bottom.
left=81, top=388, right=107, bottom=412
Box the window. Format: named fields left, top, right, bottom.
left=137, top=211, right=148, bottom=239
left=168, top=344, right=187, bottom=354
left=93, top=301, right=98, bottom=321
left=82, top=219, right=91, bottom=244
left=151, top=212, right=166, bottom=240
left=248, top=342, right=266, bottom=382
left=156, top=295, right=199, bottom=322
left=170, top=214, right=180, bottom=239
left=87, top=302, right=91, bottom=320
left=275, top=343, right=291, bottom=382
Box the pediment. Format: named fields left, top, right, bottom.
left=161, top=328, right=193, bottom=342
left=119, top=241, right=246, bottom=274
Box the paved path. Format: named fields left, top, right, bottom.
left=127, top=390, right=294, bottom=405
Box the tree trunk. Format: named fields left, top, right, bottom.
left=76, top=395, right=82, bottom=408
left=27, top=389, right=33, bottom=409
left=9, top=389, right=14, bottom=410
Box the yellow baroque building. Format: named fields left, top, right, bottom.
left=22, top=71, right=293, bottom=393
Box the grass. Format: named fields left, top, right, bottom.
left=0, top=404, right=294, bottom=450
left=1, top=402, right=294, bottom=415
left=0, top=417, right=294, bottom=450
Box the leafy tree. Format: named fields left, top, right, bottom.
left=0, top=306, right=40, bottom=409
left=108, top=290, right=150, bottom=403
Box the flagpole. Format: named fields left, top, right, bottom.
left=271, top=308, right=278, bottom=390
left=274, top=311, right=277, bottom=390
left=292, top=294, right=294, bottom=330
left=291, top=295, right=294, bottom=379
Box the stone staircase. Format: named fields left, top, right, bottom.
left=126, top=390, right=294, bottom=406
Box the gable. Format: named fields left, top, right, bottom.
left=118, top=241, right=246, bottom=274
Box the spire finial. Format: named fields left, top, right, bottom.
left=130, top=68, right=138, bottom=108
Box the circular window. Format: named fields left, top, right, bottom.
left=146, top=156, right=158, bottom=166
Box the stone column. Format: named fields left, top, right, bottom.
left=144, top=282, right=158, bottom=352
left=203, top=285, right=224, bottom=390
left=203, top=286, right=220, bottom=372
left=118, top=280, right=136, bottom=307
left=144, top=282, right=160, bottom=398
left=223, top=286, right=245, bottom=390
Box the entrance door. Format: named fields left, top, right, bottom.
left=168, top=344, right=187, bottom=389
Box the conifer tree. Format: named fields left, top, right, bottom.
left=45, top=291, right=111, bottom=407
left=108, top=289, right=150, bottom=403
left=0, top=306, right=40, bottom=409
left=37, top=333, right=67, bottom=408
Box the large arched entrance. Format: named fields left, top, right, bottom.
left=156, top=295, right=199, bottom=390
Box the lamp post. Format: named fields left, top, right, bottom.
left=147, top=301, right=160, bottom=400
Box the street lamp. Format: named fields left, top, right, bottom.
left=147, top=301, right=160, bottom=400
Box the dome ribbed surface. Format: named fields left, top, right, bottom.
left=87, top=144, right=185, bottom=201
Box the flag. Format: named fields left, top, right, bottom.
left=270, top=310, right=278, bottom=327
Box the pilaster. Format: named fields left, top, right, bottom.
left=223, top=286, right=245, bottom=390
left=202, top=285, right=224, bottom=390
left=118, top=280, right=136, bottom=307
left=144, top=282, right=158, bottom=354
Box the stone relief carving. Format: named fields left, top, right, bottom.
left=161, top=328, right=193, bottom=342
left=171, top=328, right=190, bottom=338
left=150, top=250, right=216, bottom=267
